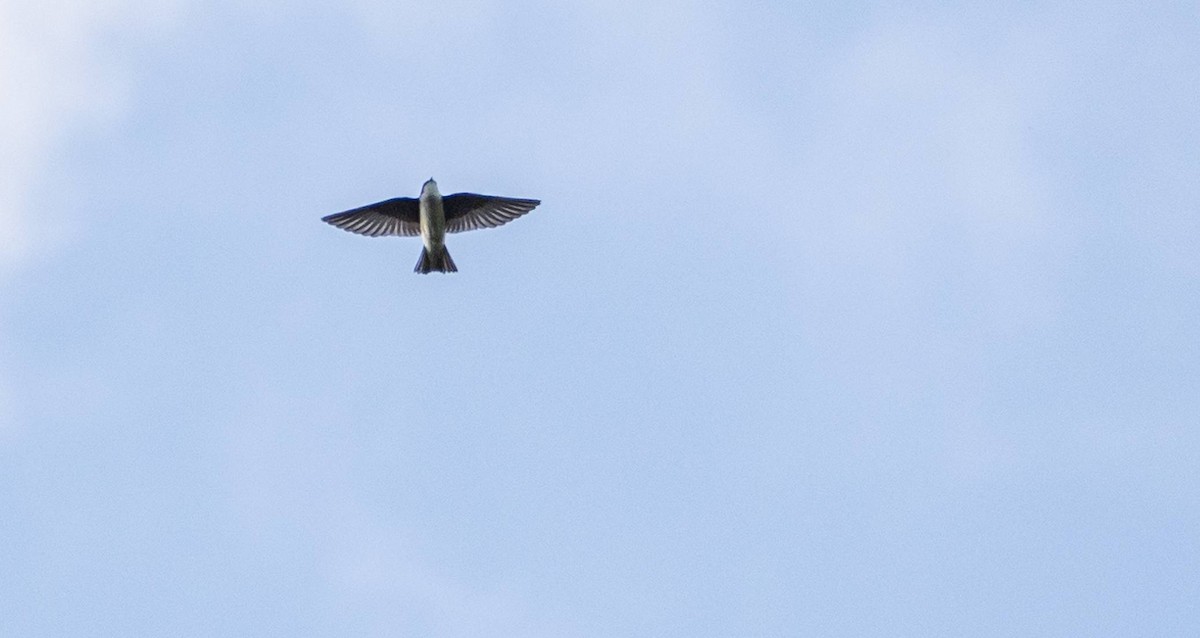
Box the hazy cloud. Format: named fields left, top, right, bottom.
left=224, top=391, right=558, bottom=636
left=0, top=0, right=182, bottom=275
left=4, top=3, right=1195, bottom=634
left=776, top=13, right=1090, bottom=482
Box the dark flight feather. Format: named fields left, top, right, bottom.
left=321, top=198, right=421, bottom=237
left=443, top=194, right=541, bottom=234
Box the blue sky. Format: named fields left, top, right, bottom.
left=2, top=1, right=1198, bottom=635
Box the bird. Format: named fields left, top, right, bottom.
left=322, top=178, right=541, bottom=274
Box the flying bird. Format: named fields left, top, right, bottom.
left=322, top=178, right=541, bottom=273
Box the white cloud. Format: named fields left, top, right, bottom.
left=0, top=0, right=183, bottom=439
left=0, top=0, right=182, bottom=276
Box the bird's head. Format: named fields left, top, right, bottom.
left=421, top=177, right=439, bottom=197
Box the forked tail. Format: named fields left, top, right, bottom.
left=414, top=246, right=458, bottom=274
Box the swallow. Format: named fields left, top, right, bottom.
left=322, top=178, right=541, bottom=273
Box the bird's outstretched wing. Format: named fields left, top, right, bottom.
left=322, top=198, right=421, bottom=237
left=443, top=194, right=541, bottom=234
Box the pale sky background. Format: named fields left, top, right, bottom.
left=2, top=1, right=1198, bottom=636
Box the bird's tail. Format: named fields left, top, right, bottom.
left=414, top=246, right=458, bottom=274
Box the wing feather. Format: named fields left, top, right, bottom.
left=443, top=193, right=541, bottom=234
left=321, top=197, right=421, bottom=237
